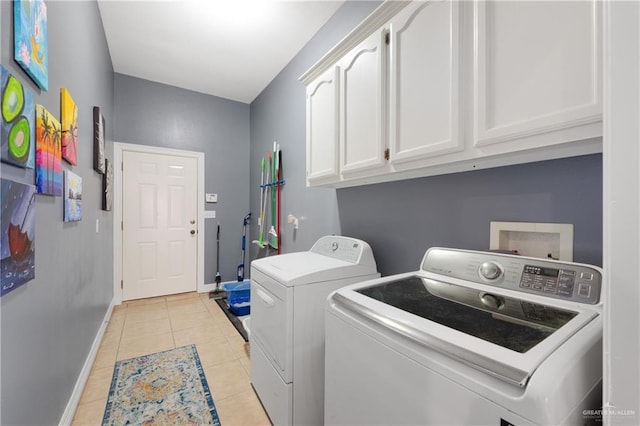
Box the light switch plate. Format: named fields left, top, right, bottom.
left=204, top=210, right=216, bottom=219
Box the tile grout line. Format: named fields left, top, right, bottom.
left=114, top=303, right=127, bottom=362
left=72, top=293, right=269, bottom=425
left=164, top=297, right=179, bottom=350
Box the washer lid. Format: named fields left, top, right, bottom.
left=331, top=273, right=600, bottom=387
left=251, top=251, right=378, bottom=286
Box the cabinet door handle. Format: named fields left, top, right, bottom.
left=256, top=288, right=275, bottom=307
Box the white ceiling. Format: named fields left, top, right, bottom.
left=97, top=0, right=344, bottom=104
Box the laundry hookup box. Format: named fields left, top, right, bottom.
left=222, top=280, right=251, bottom=316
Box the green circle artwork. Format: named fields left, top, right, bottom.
left=8, top=116, right=30, bottom=163
left=2, top=75, right=31, bottom=165
left=2, top=75, right=25, bottom=123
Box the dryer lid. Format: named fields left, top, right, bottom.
left=250, top=235, right=378, bottom=287
left=251, top=251, right=378, bottom=286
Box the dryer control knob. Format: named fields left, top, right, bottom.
left=479, top=261, right=503, bottom=280
left=480, top=293, right=504, bottom=310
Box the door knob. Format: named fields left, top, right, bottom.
left=190, top=230, right=196, bottom=235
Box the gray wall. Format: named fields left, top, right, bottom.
left=249, top=1, right=603, bottom=274
left=0, top=1, right=114, bottom=424
left=338, top=154, right=602, bottom=274
left=113, top=74, right=250, bottom=284
left=250, top=1, right=383, bottom=261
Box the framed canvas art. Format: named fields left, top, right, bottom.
left=60, top=88, right=78, bottom=165
left=64, top=170, right=82, bottom=222
left=35, top=104, right=62, bottom=195
left=93, top=106, right=105, bottom=174
left=102, top=158, right=113, bottom=211
left=1, top=178, right=36, bottom=297
left=14, top=0, right=48, bottom=91
left=1, top=65, right=35, bottom=168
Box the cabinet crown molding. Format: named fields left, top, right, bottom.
left=299, top=1, right=410, bottom=85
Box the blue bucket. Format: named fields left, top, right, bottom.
left=222, top=280, right=251, bottom=316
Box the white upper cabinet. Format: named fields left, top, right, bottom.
left=306, top=67, right=340, bottom=184
left=474, top=0, right=601, bottom=148
left=389, top=1, right=463, bottom=164
left=300, top=0, right=603, bottom=188
left=339, top=28, right=387, bottom=175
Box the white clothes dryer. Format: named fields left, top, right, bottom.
left=250, top=235, right=379, bottom=426
left=325, top=247, right=603, bottom=426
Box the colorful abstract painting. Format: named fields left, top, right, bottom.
left=1, top=65, right=35, bottom=168
left=102, top=158, right=112, bottom=211
left=60, top=87, right=78, bottom=165
left=1, top=178, right=36, bottom=297
left=14, top=0, right=48, bottom=91
left=35, top=104, right=62, bottom=195
left=93, top=106, right=105, bottom=174
left=64, top=170, right=82, bottom=222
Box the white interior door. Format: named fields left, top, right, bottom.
left=122, top=150, right=198, bottom=301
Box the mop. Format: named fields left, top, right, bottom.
left=237, top=213, right=251, bottom=281
left=253, top=152, right=270, bottom=248
left=268, top=142, right=279, bottom=249
left=252, top=157, right=267, bottom=248
left=210, top=223, right=226, bottom=299
left=276, top=147, right=283, bottom=254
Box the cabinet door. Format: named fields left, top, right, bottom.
left=389, top=0, right=463, bottom=163
left=306, top=67, right=339, bottom=184
left=474, top=0, right=601, bottom=146
left=339, top=29, right=386, bottom=175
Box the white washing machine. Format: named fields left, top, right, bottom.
left=325, top=247, right=603, bottom=426
left=250, top=235, right=379, bottom=426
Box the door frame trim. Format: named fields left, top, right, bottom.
left=113, top=142, right=205, bottom=304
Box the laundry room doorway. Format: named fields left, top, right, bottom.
left=113, top=143, right=205, bottom=303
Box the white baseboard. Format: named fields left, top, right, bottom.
left=200, top=280, right=251, bottom=294
left=59, top=299, right=115, bottom=426
left=200, top=282, right=221, bottom=293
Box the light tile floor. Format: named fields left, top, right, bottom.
left=71, top=292, right=271, bottom=425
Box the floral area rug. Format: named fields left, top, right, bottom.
left=102, top=345, right=221, bottom=425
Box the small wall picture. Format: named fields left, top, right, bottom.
left=93, top=106, right=105, bottom=174
left=60, top=88, right=78, bottom=165
left=64, top=170, right=82, bottom=222
left=102, top=158, right=113, bottom=211
left=14, top=0, right=48, bottom=91
left=1, top=65, right=35, bottom=168
left=35, top=104, right=62, bottom=196
left=1, top=178, right=36, bottom=297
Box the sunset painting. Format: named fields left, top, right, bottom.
left=35, top=104, right=62, bottom=195
left=60, top=87, right=78, bottom=165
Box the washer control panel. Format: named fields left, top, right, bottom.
left=520, top=265, right=577, bottom=297
left=422, top=248, right=602, bottom=304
